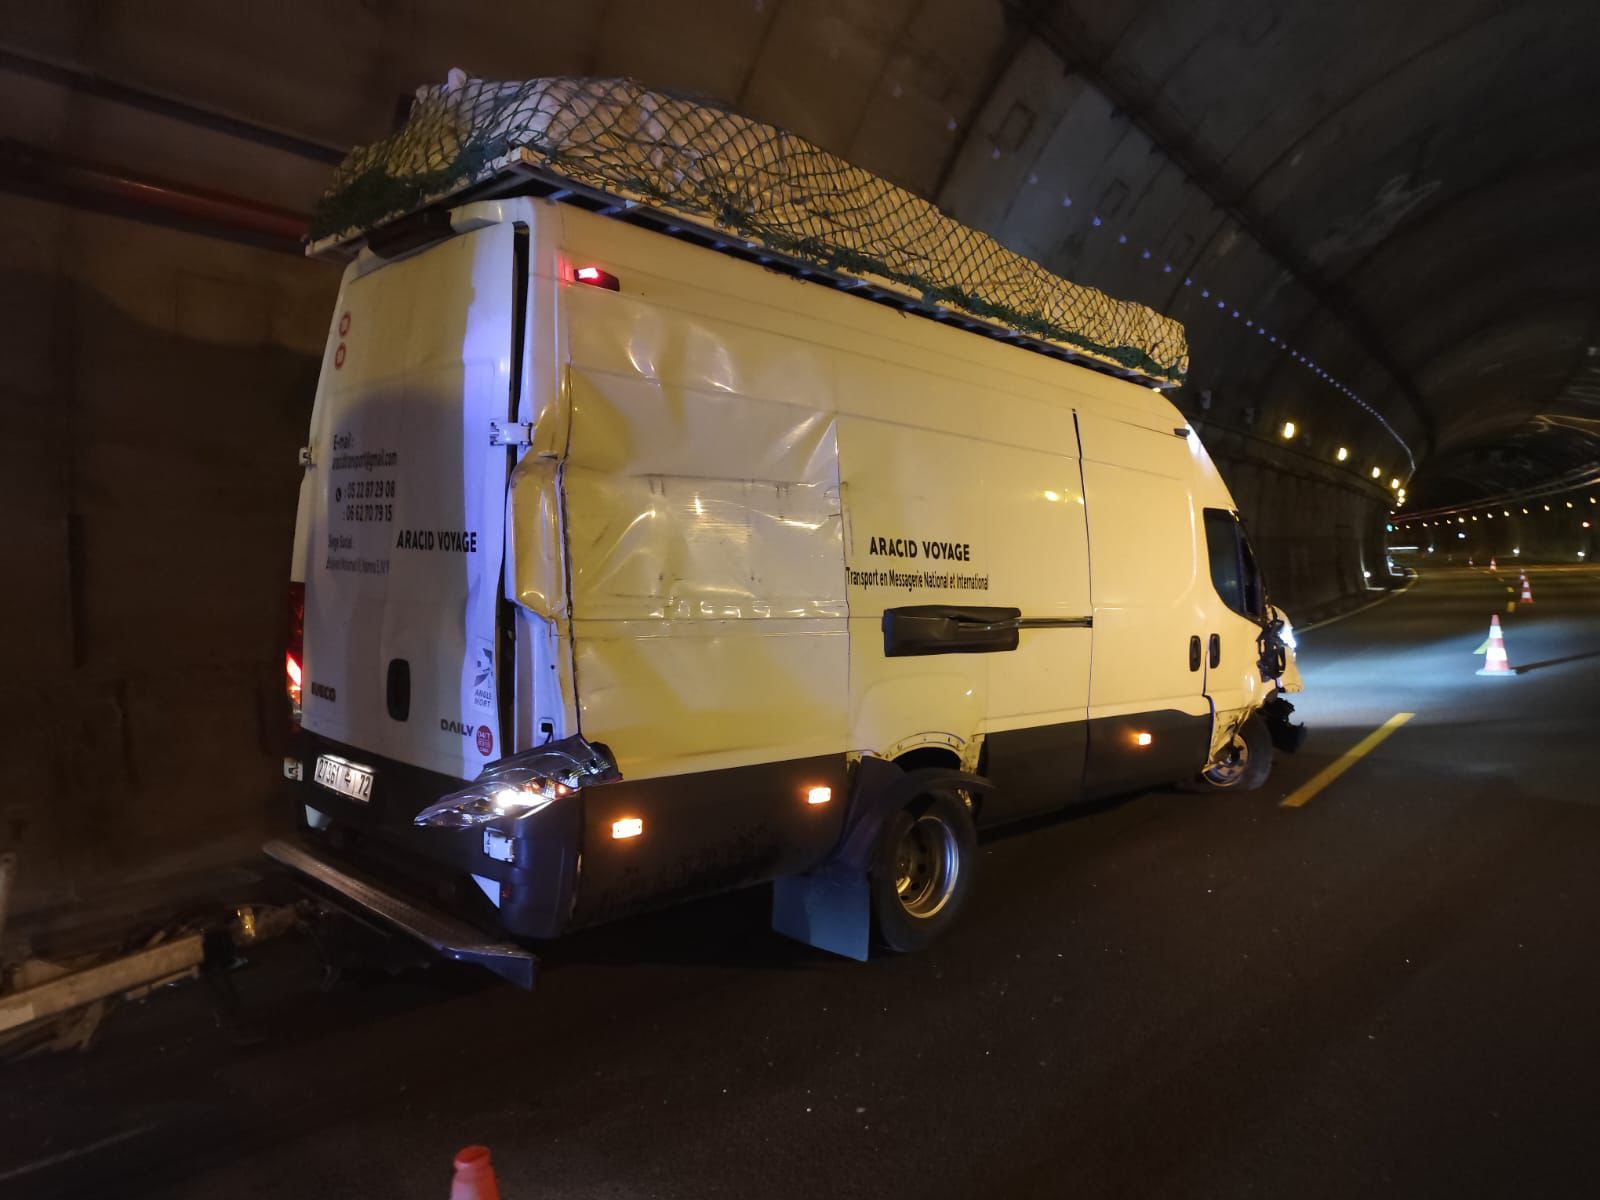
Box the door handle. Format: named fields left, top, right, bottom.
left=386, top=657, right=411, bottom=721
left=1208, top=633, right=1221, bottom=669
left=1189, top=635, right=1202, bottom=672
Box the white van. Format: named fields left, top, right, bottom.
left=269, top=196, right=1302, bottom=986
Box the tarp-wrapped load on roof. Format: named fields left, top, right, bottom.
left=309, top=74, right=1189, bottom=386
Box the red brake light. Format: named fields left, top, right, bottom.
left=286, top=581, right=305, bottom=727
left=573, top=265, right=620, bottom=291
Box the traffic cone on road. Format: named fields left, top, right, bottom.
left=1520, top=576, right=1534, bottom=604
left=450, top=1146, right=501, bottom=1200
left=1476, top=615, right=1515, bottom=676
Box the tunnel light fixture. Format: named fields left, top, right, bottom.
left=1336, top=446, right=1349, bottom=462
left=1566, top=501, right=1574, bottom=508
left=1281, top=420, right=1297, bottom=439
left=1544, top=504, right=1551, bottom=512
left=1503, top=510, right=1510, bottom=517
left=1523, top=507, right=1530, bottom=514
left=1371, top=467, right=1382, bottom=479
left=1390, top=478, right=1402, bottom=490
left=1514, top=547, right=1521, bottom=555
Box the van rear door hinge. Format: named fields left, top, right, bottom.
left=489, top=420, right=533, bottom=447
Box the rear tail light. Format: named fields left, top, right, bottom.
left=286, top=581, right=304, bottom=729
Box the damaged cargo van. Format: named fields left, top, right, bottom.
left=270, top=78, right=1302, bottom=986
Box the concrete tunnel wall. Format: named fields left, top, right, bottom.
left=0, top=192, right=334, bottom=916
left=1, top=4, right=1408, bottom=915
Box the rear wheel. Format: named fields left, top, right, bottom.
left=869, top=792, right=977, bottom=953
left=1185, top=713, right=1273, bottom=792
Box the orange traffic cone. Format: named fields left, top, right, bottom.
left=450, top=1146, right=501, bottom=1200
left=1477, top=615, right=1514, bottom=676
left=1520, top=576, right=1534, bottom=604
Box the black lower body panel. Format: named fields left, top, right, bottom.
left=285, top=730, right=580, bottom=940
left=980, top=721, right=1089, bottom=825
left=286, top=730, right=850, bottom=940
left=1082, top=709, right=1212, bottom=800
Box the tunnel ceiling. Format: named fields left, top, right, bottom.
left=1027, top=0, right=1600, bottom=510
left=9, top=0, right=1600, bottom=509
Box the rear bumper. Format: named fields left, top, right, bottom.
left=284, top=730, right=581, bottom=942
left=265, top=836, right=539, bottom=989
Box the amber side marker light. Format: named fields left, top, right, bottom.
left=611, top=817, right=644, bottom=840
left=806, top=786, right=833, bottom=806
left=1134, top=732, right=1153, bottom=747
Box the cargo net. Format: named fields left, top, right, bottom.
left=311, top=74, right=1188, bottom=385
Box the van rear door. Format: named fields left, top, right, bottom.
left=300, top=221, right=520, bottom=779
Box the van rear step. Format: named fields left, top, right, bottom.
left=263, top=837, right=537, bottom=989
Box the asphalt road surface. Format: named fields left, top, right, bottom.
left=8, top=566, right=1600, bottom=1199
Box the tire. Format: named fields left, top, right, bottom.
left=869, top=791, right=977, bottom=953
left=1183, top=712, right=1273, bottom=792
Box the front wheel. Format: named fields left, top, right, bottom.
left=1183, top=712, right=1273, bottom=792
left=869, top=792, right=977, bottom=953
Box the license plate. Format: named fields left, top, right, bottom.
left=313, top=754, right=374, bottom=802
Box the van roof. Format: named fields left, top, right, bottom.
left=307, top=75, right=1188, bottom=390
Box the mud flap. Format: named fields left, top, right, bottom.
left=771, top=758, right=991, bottom=960
left=772, top=860, right=874, bottom=961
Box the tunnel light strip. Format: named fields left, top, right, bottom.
left=1021, top=176, right=1418, bottom=470
left=1388, top=470, right=1600, bottom=524
left=1393, top=471, right=1600, bottom=527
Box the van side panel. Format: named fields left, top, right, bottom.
left=836, top=360, right=1093, bottom=823
left=555, top=235, right=850, bottom=786
left=549, top=206, right=1213, bottom=822
left=1078, top=412, right=1213, bottom=794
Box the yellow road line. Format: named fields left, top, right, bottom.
left=1279, top=712, right=1416, bottom=809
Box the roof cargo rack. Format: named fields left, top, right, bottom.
left=308, top=73, right=1188, bottom=388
